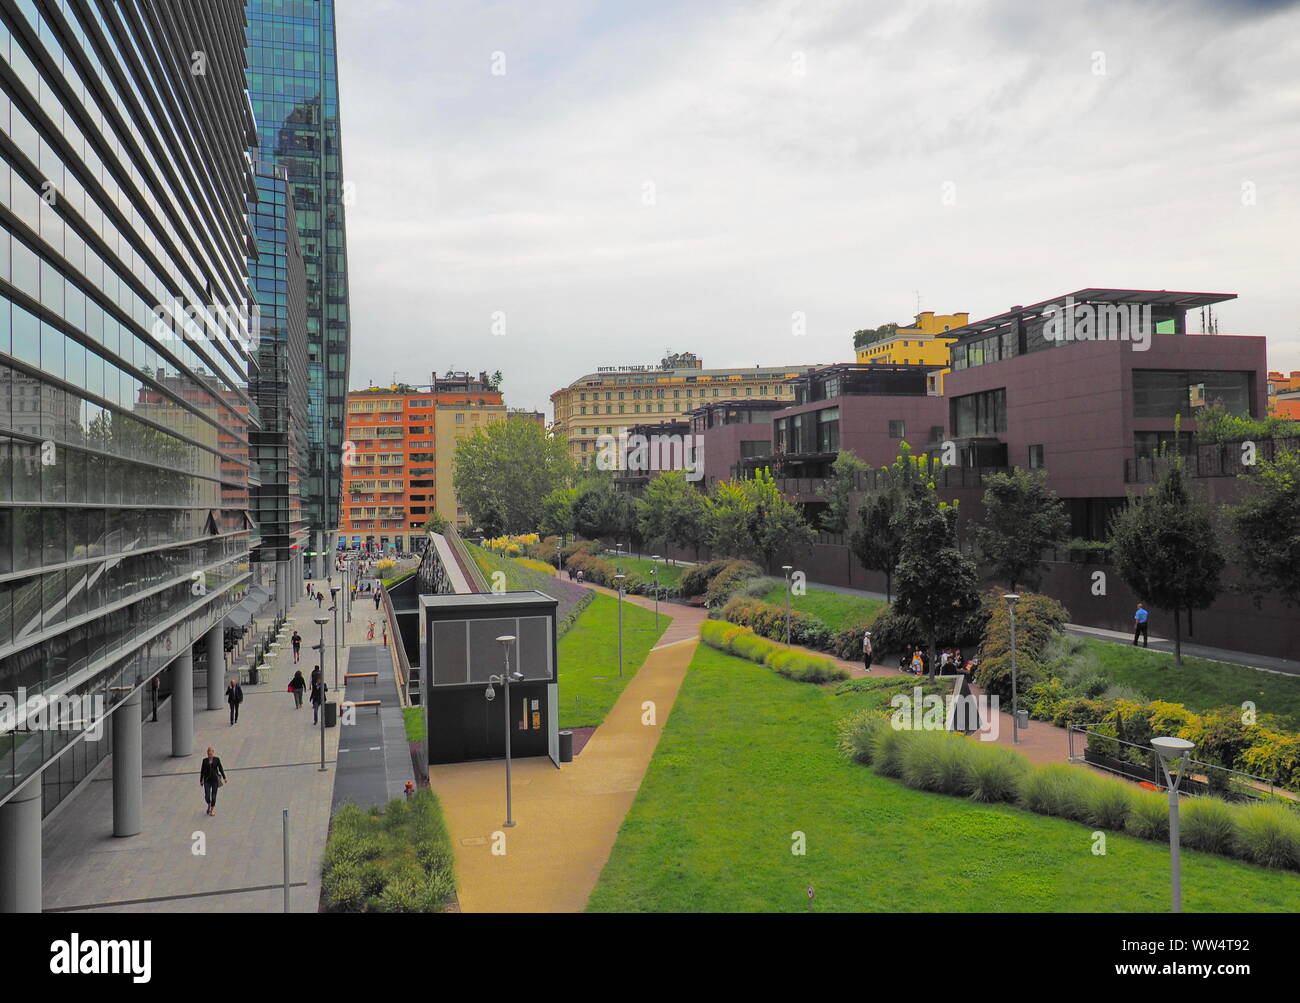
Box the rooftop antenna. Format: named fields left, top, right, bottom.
left=915, top=290, right=921, bottom=316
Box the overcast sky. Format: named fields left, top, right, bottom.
left=334, top=0, right=1300, bottom=415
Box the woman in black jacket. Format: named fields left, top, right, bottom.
left=309, top=667, right=328, bottom=725
left=199, top=746, right=227, bottom=816
left=288, top=669, right=306, bottom=709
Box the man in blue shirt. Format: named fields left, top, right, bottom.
left=1132, top=603, right=1149, bottom=647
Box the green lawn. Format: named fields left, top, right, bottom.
left=600, top=553, right=688, bottom=587
left=586, top=644, right=1300, bottom=912
left=759, top=583, right=885, bottom=632
left=1079, top=638, right=1300, bottom=730
left=558, top=592, right=668, bottom=729
left=402, top=706, right=425, bottom=743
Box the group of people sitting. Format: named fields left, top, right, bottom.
left=898, top=646, right=980, bottom=676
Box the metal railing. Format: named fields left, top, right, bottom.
left=1125, top=435, right=1300, bottom=483
left=1067, top=724, right=1297, bottom=804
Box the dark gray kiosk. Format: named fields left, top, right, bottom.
left=420, top=591, right=560, bottom=767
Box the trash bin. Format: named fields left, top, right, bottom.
left=559, top=730, right=574, bottom=763
left=324, top=701, right=338, bottom=728
left=1015, top=708, right=1029, bottom=730
left=248, top=665, right=259, bottom=686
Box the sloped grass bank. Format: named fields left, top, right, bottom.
left=558, top=592, right=667, bottom=729
left=586, top=645, right=1300, bottom=912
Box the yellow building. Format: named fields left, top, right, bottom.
left=854, top=310, right=968, bottom=366
left=435, top=392, right=507, bottom=528
left=551, top=351, right=816, bottom=467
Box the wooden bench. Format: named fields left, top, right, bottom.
left=344, top=672, right=379, bottom=681
left=342, top=699, right=382, bottom=715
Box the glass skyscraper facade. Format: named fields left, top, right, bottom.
left=0, top=0, right=261, bottom=909
left=247, top=0, right=352, bottom=566
left=249, top=159, right=309, bottom=591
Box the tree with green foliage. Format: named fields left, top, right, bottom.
left=816, top=449, right=868, bottom=532
left=1230, top=447, right=1300, bottom=608
left=1193, top=400, right=1299, bottom=444
left=637, top=471, right=709, bottom=561
left=1108, top=454, right=1225, bottom=664
left=975, top=468, right=1070, bottom=591
left=453, top=418, right=573, bottom=534
left=422, top=512, right=451, bottom=535
left=847, top=441, right=929, bottom=602
left=888, top=453, right=981, bottom=680
left=706, top=467, right=813, bottom=568
left=572, top=475, right=638, bottom=545
left=539, top=487, right=578, bottom=552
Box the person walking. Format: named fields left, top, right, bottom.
left=199, top=746, right=227, bottom=816
left=1133, top=602, right=1149, bottom=647
left=316, top=591, right=324, bottom=609
left=288, top=669, right=306, bottom=709
left=225, top=677, right=244, bottom=725
left=373, top=589, right=381, bottom=611
left=291, top=629, right=302, bottom=664
left=309, top=666, right=328, bottom=725
left=861, top=630, right=873, bottom=672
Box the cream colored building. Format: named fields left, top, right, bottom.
left=435, top=397, right=506, bottom=526
left=551, top=352, right=817, bottom=467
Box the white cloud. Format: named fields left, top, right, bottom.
left=336, top=0, right=1300, bottom=408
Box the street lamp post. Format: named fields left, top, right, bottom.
left=1004, top=594, right=1020, bottom=745
left=614, top=573, right=626, bottom=678
left=331, top=586, right=342, bottom=653
left=313, top=615, right=329, bottom=771
left=782, top=565, right=794, bottom=645
left=650, top=557, right=661, bottom=632
left=329, top=599, right=340, bottom=689
left=485, top=635, right=522, bottom=827
left=1152, top=736, right=1196, bottom=913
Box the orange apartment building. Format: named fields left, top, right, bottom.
left=1268, top=369, right=1300, bottom=419
left=340, top=372, right=505, bottom=552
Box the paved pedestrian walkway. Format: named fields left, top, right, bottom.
left=40, top=584, right=387, bottom=913
left=429, top=598, right=707, bottom=913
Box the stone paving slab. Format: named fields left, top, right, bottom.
left=40, top=587, right=387, bottom=913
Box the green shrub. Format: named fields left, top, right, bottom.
left=1232, top=802, right=1300, bottom=870
left=964, top=741, right=1029, bottom=803
left=1124, top=789, right=1170, bottom=841
left=899, top=731, right=973, bottom=794
left=1083, top=776, right=1135, bottom=831
left=680, top=559, right=731, bottom=597
left=702, top=560, right=764, bottom=608
left=702, top=621, right=846, bottom=683
left=836, top=710, right=889, bottom=765
left=1018, top=764, right=1097, bottom=823
left=373, top=865, right=428, bottom=913
left=1237, top=731, right=1300, bottom=790
left=1180, top=797, right=1238, bottom=855
left=870, top=726, right=911, bottom=778
left=321, top=860, right=366, bottom=912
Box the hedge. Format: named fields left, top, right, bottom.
left=836, top=721, right=1300, bottom=874
left=699, top=619, right=848, bottom=684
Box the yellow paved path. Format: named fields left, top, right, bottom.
left=430, top=593, right=704, bottom=913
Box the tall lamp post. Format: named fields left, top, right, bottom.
left=782, top=565, right=794, bottom=645
left=313, top=615, right=329, bottom=771
left=1152, top=736, right=1196, bottom=913
left=650, top=557, right=660, bottom=632
left=329, top=598, right=340, bottom=688
left=484, top=635, right=522, bottom=827
left=1004, top=594, right=1020, bottom=745
left=331, top=586, right=343, bottom=653
left=614, top=573, right=626, bottom=678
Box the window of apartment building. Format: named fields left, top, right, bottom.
left=1028, top=444, right=1045, bottom=469
left=817, top=407, right=840, bottom=452
left=580, top=393, right=586, bottom=401
left=951, top=388, right=1007, bottom=437
left=928, top=425, right=945, bottom=444
left=1132, top=370, right=1251, bottom=419
left=713, top=388, right=720, bottom=397
left=658, top=403, right=665, bottom=412
left=673, top=389, right=680, bottom=398
left=745, top=386, right=753, bottom=396
left=760, top=384, right=768, bottom=394
left=455, top=413, right=464, bottom=423
left=888, top=419, right=905, bottom=438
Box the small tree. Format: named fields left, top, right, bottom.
left=1230, top=446, right=1300, bottom=607
left=975, top=468, right=1070, bottom=591
left=637, top=470, right=708, bottom=561
left=816, top=449, right=868, bottom=533
left=706, top=468, right=812, bottom=567
left=890, top=476, right=981, bottom=680
left=850, top=492, right=902, bottom=602
left=422, top=512, right=450, bottom=535
left=539, top=487, right=577, bottom=553
left=1108, top=454, right=1225, bottom=664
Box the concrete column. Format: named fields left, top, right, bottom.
left=112, top=689, right=142, bottom=837
left=170, top=648, right=193, bottom=758
left=277, top=561, right=290, bottom=617
left=206, top=623, right=224, bottom=711
left=0, top=779, right=42, bottom=912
